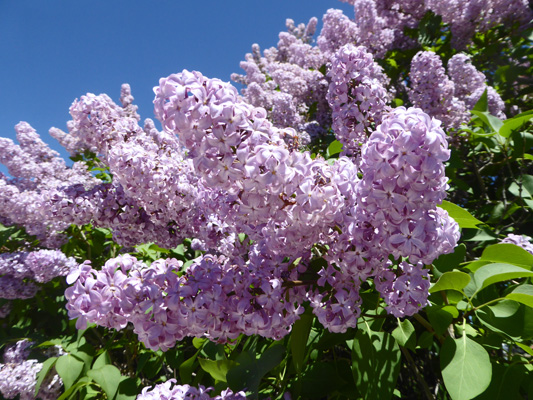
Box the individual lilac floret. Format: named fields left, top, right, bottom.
left=0, top=340, right=62, bottom=400
left=409, top=51, right=468, bottom=130
left=137, top=380, right=246, bottom=400
left=327, top=44, right=392, bottom=157
left=502, top=234, right=533, bottom=255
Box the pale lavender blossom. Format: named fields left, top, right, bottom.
left=502, top=233, right=533, bottom=254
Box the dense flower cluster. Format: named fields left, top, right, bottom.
left=137, top=380, right=246, bottom=400
left=65, top=253, right=305, bottom=349
left=65, top=90, right=458, bottom=344
left=0, top=340, right=62, bottom=400
left=341, top=0, right=532, bottom=51
left=0, top=249, right=77, bottom=300
left=408, top=51, right=469, bottom=130
left=326, top=44, right=391, bottom=157
left=447, top=54, right=506, bottom=118
left=0, top=122, right=98, bottom=247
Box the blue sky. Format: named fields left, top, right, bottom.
left=0, top=0, right=353, bottom=173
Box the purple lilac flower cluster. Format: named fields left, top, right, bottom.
left=231, top=19, right=330, bottom=139
left=0, top=249, right=77, bottom=300
left=0, top=122, right=98, bottom=247
left=426, top=0, right=532, bottom=49
left=65, top=85, right=459, bottom=342
left=137, top=380, right=246, bottom=400
left=324, top=107, right=459, bottom=317
left=340, top=0, right=531, bottom=51
left=409, top=51, right=507, bottom=130
left=326, top=44, right=391, bottom=157
left=447, top=54, right=506, bottom=119
left=65, top=253, right=306, bottom=349
left=408, top=51, right=469, bottom=130
left=0, top=340, right=62, bottom=400
left=501, top=234, right=533, bottom=255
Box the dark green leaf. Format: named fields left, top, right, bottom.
left=290, top=308, right=314, bottom=374
left=433, top=244, right=466, bottom=276
left=227, top=343, right=285, bottom=398
left=352, top=330, right=401, bottom=400
left=198, top=359, right=238, bottom=382
left=179, top=349, right=200, bottom=384
left=115, top=377, right=138, bottom=400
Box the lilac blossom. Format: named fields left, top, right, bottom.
left=137, top=380, right=246, bottom=400
left=326, top=44, right=392, bottom=157
left=0, top=249, right=77, bottom=299
left=408, top=51, right=469, bottom=130
left=0, top=340, right=62, bottom=400
left=447, top=53, right=506, bottom=118
left=502, top=233, right=533, bottom=254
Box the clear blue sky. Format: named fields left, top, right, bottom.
left=0, top=0, right=353, bottom=173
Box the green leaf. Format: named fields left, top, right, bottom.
left=392, top=319, right=416, bottom=350
left=198, top=359, right=238, bottom=383
left=429, top=271, right=471, bottom=293
left=440, top=335, right=492, bottom=400
left=465, top=243, right=533, bottom=271
left=439, top=201, right=483, bottom=229
left=476, top=305, right=528, bottom=341
left=352, top=330, right=401, bottom=400
left=290, top=308, right=314, bottom=374
left=326, top=140, right=343, bottom=158
left=506, top=285, right=533, bottom=308
left=471, top=110, right=504, bottom=133
left=433, top=244, right=466, bottom=276
left=499, top=114, right=533, bottom=138
left=35, top=357, right=58, bottom=396
left=115, top=377, right=138, bottom=400
left=179, top=349, right=200, bottom=384
left=474, top=362, right=525, bottom=400
left=87, top=365, right=123, bottom=400
left=227, top=343, right=285, bottom=398
left=474, top=263, right=533, bottom=292
left=472, top=88, right=488, bottom=112
left=426, top=306, right=455, bottom=336
left=515, top=342, right=533, bottom=357
left=55, top=354, right=84, bottom=390
left=300, top=362, right=349, bottom=399
left=56, top=379, right=92, bottom=400
left=92, top=350, right=111, bottom=370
